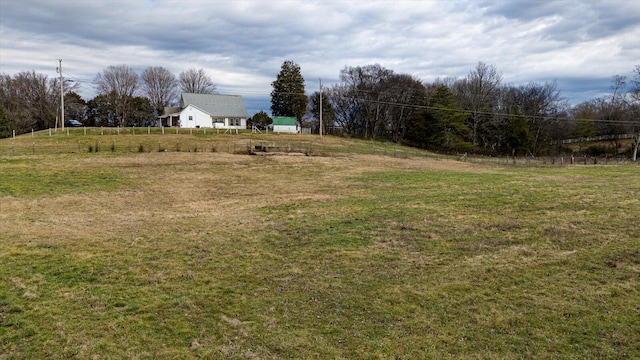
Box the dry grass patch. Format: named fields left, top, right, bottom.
left=1, top=147, right=639, bottom=359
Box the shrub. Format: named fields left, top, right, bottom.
left=585, top=144, right=608, bottom=156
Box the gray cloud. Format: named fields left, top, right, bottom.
left=1, top=0, right=638, bottom=113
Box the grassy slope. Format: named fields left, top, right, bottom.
left=1, top=135, right=639, bottom=359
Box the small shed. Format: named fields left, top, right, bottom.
left=272, top=116, right=298, bottom=133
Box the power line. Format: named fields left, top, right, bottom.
left=345, top=96, right=640, bottom=126
left=53, top=69, right=639, bottom=127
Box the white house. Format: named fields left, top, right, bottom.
left=160, top=93, right=249, bottom=129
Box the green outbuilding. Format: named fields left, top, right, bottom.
left=272, top=116, right=298, bottom=133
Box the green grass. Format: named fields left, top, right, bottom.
left=0, top=128, right=435, bottom=159
left=254, top=168, right=638, bottom=357
left=0, top=156, right=124, bottom=197
left=1, top=134, right=639, bottom=359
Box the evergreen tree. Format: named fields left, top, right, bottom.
left=271, top=61, right=308, bottom=121
left=248, top=110, right=272, bottom=128
left=404, top=108, right=432, bottom=148
left=0, top=105, right=12, bottom=138
left=127, top=96, right=155, bottom=127
left=86, top=93, right=118, bottom=127
left=430, top=85, right=472, bottom=151
left=405, top=85, right=472, bottom=152
left=573, top=118, right=596, bottom=139
left=64, top=91, right=87, bottom=122
left=502, top=107, right=533, bottom=156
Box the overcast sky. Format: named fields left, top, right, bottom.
left=1, top=0, right=639, bottom=115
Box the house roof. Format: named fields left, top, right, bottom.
left=272, top=116, right=297, bottom=126
left=161, top=106, right=180, bottom=116
left=180, top=93, right=249, bottom=118
left=161, top=106, right=181, bottom=117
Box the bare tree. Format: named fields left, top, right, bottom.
left=453, top=62, right=502, bottom=146
left=95, top=65, right=139, bottom=98
left=627, top=65, right=640, bottom=160
left=380, top=73, right=424, bottom=142
left=498, top=81, right=568, bottom=155
left=631, top=65, right=640, bottom=103
left=327, top=65, right=424, bottom=140
left=605, top=75, right=630, bottom=154
left=327, top=83, right=361, bottom=136
left=179, top=68, right=217, bottom=94
left=94, top=65, right=139, bottom=127
left=571, top=75, right=637, bottom=158
left=336, top=64, right=394, bottom=139
left=141, top=66, right=178, bottom=115
left=0, top=71, right=76, bottom=133
left=308, top=90, right=336, bottom=135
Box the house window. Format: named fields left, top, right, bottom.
left=189, top=116, right=193, bottom=121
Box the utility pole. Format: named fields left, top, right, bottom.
left=58, top=59, right=64, bottom=131
left=319, top=78, right=323, bottom=139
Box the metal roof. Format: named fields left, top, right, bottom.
left=180, top=93, right=249, bottom=118
left=272, top=116, right=297, bottom=126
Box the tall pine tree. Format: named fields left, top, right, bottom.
left=502, top=107, right=533, bottom=156
left=0, top=105, right=12, bottom=139
left=271, top=61, right=308, bottom=121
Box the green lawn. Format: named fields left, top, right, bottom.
left=1, top=135, right=638, bottom=359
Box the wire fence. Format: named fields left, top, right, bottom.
left=0, top=138, right=416, bottom=158
left=19, top=126, right=239, bottom=137
left=1, top=127, right=638, bottom=166
left=460, top=154, right=636, bottom=166
left=0, top=127, right=420, bottom=158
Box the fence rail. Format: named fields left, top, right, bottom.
left=559, top=133, right=637, bottom=144
left=15, top=126, right=235, bottom=138
left=461, top=155, right=634, bottom=166
left=1, top=128, right=638, bottom=166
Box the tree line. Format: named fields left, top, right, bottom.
left=0, top=66, right=217, bottom=133
left=266, top=61, right=639, bottom=159
left=2, top=61, right=639, bottom=159
left=304, top=62, right=640, bottom=159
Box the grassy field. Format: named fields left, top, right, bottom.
left=1, top=132, right=639, bottom=359
left=0, top=128, right=426, bottom=159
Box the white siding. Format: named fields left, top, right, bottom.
left=273, top=125, right=298, bottom=133
left=179, top=105, right=212, bottom=128
left=178, top=104, right=247, bottom=129
left=212, top=117, right=247, bottom=129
